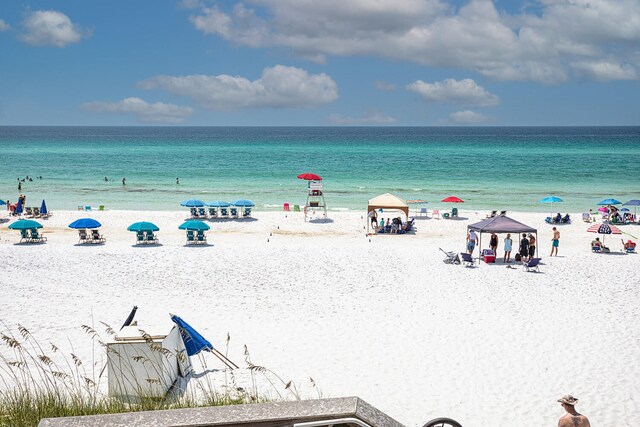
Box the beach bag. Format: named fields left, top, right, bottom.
left=515, top=253, right=521, bottom=262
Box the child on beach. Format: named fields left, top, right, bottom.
left=503, top=233, right=512, bottom=262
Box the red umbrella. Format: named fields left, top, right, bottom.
left=441, top=196, right=464, bottom=203
left=297, top=173, right=322, bottom=181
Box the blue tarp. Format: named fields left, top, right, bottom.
left=170, top=314, right=213, bottom=356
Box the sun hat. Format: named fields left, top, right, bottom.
left=557, top=395, right=579, bottom=406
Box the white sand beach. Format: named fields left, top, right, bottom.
left=1, top=209, right=639, bottom=426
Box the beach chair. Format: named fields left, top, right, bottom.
left=486, top=210, right=497, bottom=218
left=419, top=207, right=427, bottom=217
left=561, top=214, right=571, bottom=223
left=85, top=205, right=92, bottom=211
left=283, top=203, right=290, bottom=211
left=451, top=207, right=458, bottom=218
left=622, top=239, right=636, bottom=253
left=293, top=205, right=301, bottom=212
left=243, top=207, right=252, bottom=218
left=230, top=208, right=238, bottom=218
left=499, top=210, right=507, bottom=216
left=32, top=207, right=41, bottom=218
left=24, top=207, right=33, bottom=217
left=136, top=231, right=145, bottom=244
left=78, top=229, right=89, bottom=244
left=220, top=208, right=229, bottom=218
left=582, top=213, right=591, bottom=222
left=432, top=209, right=440, bottom=219
left=442, top=212, right=450, bottom=219
left=198, top=208, right=207, bottom=218
left=196, top=230, right=207, bottom=244
left=460, top=252, right=475, bottom=267
left=208, top=207, right=218, bottom=218
left=591, top=243, right=602, bottom=253
left=29, top=229, right=47, bottom=243
left=523, top=257, right=541, bottom=272
left=90, top=229, right=105, bottom=243
left=440, top=248, right=460, bottom=264
left=186, top=230, right=195, bottom=244
left=77, top=205, right=84, bottom=211
left=545, top=217, right=554, bottom=224
left=99, top=205, right=105, bottom=211
left=145, top=231, right=158, bottom=244
left=19, top=229, right=29, bottom=243
left=190, top=208, right=198, bottom=218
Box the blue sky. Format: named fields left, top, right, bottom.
left=1, top=0, right=639, bottom=126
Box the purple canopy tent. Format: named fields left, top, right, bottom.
left=467, top=215, right=538, bottom=260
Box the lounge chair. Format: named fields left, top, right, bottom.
left=419, top=207, right=427, bottom=217
left=283, top=203, right=290, bottom=211
left=198, top=208, right=207, bottom=218
left=90, top=229, right=105, bottom=243
left=29, top=229, right=47, bottom=243
left=582, top=213, right=591, bottom=222
left=32, top=207, right=41, bottom=218
left=85, top=205, right=92, bottom=211
left=486, top=210, right=497, bottom=218
left=523, top=257, right=541, bottom=272
left=622, top=239, right=636, bottom=253
left=208, top=207, right=218, bottom=218
left=451, top=207, right=458, bottom=218
left=19, top=229, right=29, bottom=243
left=243, top=208, right=252, bottom=218
left=440, top=248, right=460, bottom=264
left=460, top=252, right=475, bottom=267
left=99, top=205, right=105, bottom=211
left=196, top=230, right=207, bottom=244
left=190, top=208, right=198, bottom=218
left=186, top=230, right=195, bottom=244
left=145, top=231, right=158, bottom=244
left=78, top=229, right=89, bottom=244
left=24, top=207, right=33, bottom=217
left=592, top=244, right=602, bottom=253
left=442, top=212, right=450, bottom=219
left=432, top=209, right=440, bottom=219
left=561, top=214, right=571, bottom=223
left=136, top=231, right=145, bottom=244
left=230, top=208, right=238, bottom=218
left=220, top=208, right=229, bottom=218
left=545, top=217, right=555, bottom=224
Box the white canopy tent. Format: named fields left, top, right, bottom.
left=367, top=193, right=409, bottom=232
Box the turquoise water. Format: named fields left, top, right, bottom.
left=0, top=126, right=638, bottom=212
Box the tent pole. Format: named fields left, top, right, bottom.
left=208, top=347, right=239, bottom=369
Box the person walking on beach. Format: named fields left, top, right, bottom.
left=467, top=229, right=478, bottom=254
left=551, top=227, right=560, bottom=256
left=489, top=232, right=498, bottom=253
left=503, top=233, right=512, bottom=263
left=557, top=395, right=590, bottom=427
left=519, top=233, right=529, bottom=262
left=528, top=233, right=536, bottom=259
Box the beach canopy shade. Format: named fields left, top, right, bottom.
left=297, top=172, right=322, bottom=181
left=170, top=314, right=214, bottom=356
left=178, top=220, right=210, bottom=231
left=468, top=215, right=537, bottom=234
left=9, top=219, right=43, bottom=230
left=441, top=196, right=464, bottom=203
left=69, top=218, right=102, bottom=229
left=540, top=196, right=563, bottom=203
left=180, top=199, right=206, bottom=207
left=232, top=199, right=255, bottom=207
left=206, top=201, right=231, bottom=207
left=597, top=198, right=622, bottom=205
left=127, top=221, right=159, bottom=232
left=40, top=199, right=48, bottom=215
left=367, top=193, right=409, bottom=217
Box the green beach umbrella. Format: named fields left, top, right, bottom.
left=178, top=220, right=210, bottom=231
left=127, top=222, right=160, bottom=232
left=9, top=219, right=43, bottom=230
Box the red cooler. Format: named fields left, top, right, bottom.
left=482, top=249, right=496, bottom=263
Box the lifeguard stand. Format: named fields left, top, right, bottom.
left=305, top=181, right=327, bottom=221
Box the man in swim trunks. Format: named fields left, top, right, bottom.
left=557, top=395, right=591, bottom=427
left=551, top=227, right=560, bottom=256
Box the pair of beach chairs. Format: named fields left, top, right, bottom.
left=19, top=229, right=47, bottom=243
left=78, top=229, right=106, bottom=244
left=439, top=249, right=474, bottom=266
left=442, top=208, right=459, bottom=219
left=135, top=231, right=159, bottom=245
left=190, top=208, right=208, bottom=219
left=186, top=230, right=207, bottom=245
left=486, top=210, right=507, bottom=218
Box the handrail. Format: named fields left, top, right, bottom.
left=293, top=417, right=372, bottom=427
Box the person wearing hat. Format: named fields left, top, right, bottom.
left=557, top=395, right=591, bottom=427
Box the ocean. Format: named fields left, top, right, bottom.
left=0, top=126, right=638, bottom=212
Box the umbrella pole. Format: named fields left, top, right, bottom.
left=208, top=347, right=239, bottom=369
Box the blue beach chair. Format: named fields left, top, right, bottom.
left=196, top=230, right=207, bottom=244
left=186, top=230, right=195, bottom=244
left=523, top=257, right=541, bottom=272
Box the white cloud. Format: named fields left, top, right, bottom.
left=375, top=81, right=396, bottom=91
left=139, top=65, right=338, bottom=110
left=570, top=61, right=637, bottom=81
left=186, top=0, right=640, bottom=83
left=21, top=10, right=88, bottom=47
left=329, top=110, right=397, bottom=125
left=0, top=19, right=10, bottom=32
left=449, top=110, right=486, bottom=124
left=408, top=78, right=499, bottom=106
left=81, top=97, right=194, bottom=124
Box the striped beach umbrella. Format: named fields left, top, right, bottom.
left=587, top=223, right=621, bottom=245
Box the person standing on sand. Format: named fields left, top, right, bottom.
left=122, top=177, right=126, bottom=186
left=557, top=395, right=590, bottom=427
left=467, top=229, right=478, bottom=254
left=489, top=232, right=498, bottom=253
left=551, top=227, right=560, bottom=256
left=528, top=233, right=536, bottom=259
left=503, top=233, right=512, bottom=263
left=519, top=233, right=529, bottom=262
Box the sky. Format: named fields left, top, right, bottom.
left=0, top=0, right=639, bottom=126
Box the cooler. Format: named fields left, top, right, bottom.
left=482, top=249, right=496, bottom=263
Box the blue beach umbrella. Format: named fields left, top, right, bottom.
left=68, top=218, right=102, bottom=229
left=232, top=199, right=255, bottom=207
left=40, top=200, right=48, bottom=215
left=180, top=199, right=205, bottom=207
left=178, top=220, right=210, bottom=231
left=127, top=221, right=159, bottom=232
left=9, top=219, right=43, bottom=230
left=0, top=200, right=5, bottom=205
left=540, top=196, right=563, bottom=216
left=206, top=201, right=231, bottom=207
left=597, top=198, right=622, bottom=206
left=623, top=199, right=640, bottom=218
